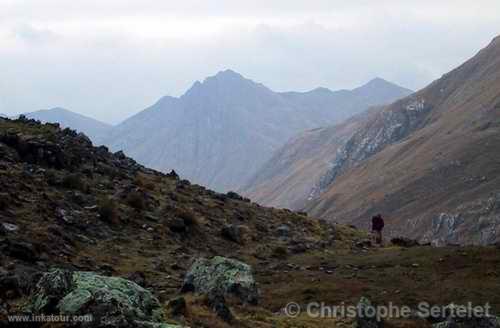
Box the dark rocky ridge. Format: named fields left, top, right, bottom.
left=0, top=115, right=345, bottom=326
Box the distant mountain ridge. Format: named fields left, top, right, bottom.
left=102, top=70, right=411, bottom=191
left=23, top=107, right=112, bottom=141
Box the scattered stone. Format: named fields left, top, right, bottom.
left=432, top=304, right=500, bottom=327
left=289, top=243, right=308, bottom=254
left=181, top=256, right=259, bottom=304
left=391, top=237, right=420, bottom=247
left=276, top=224, right=290, bottom=238
left=56, top=208, right=74, bottom=224
left=226, top=191, right=244, bottom=201
left=1, top=223, right=18, bottom=232
left=221, top=224, right=249, bottom=244
left=356, top=239, right=372, bottom=248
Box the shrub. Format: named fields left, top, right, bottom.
left=61, top=173, right=87, bottom=191
left=0, top=193, right=10, bottom=211
left=135, top=173, right=156, bottom=191
left=226, top=191, right=244, bottom=201
left=126, top=191, right=146, bottom=211
left=98, top=197, right=118, bottom=223
left=272, top=245, right=288, bottom=259
left=174, top=207, right=198, bottom=226
left=45, top=169, right=59, bottom=186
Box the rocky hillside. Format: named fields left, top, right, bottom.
left=1, top=116, right=500, bottom=328
left=246, top=36, right=500, bottom=246
left=23, top=107, right=112, bottom=142
left=0, top=116, right=340, bottom=327
left=240, top=109, right=376, bottom=210
left=102, top=70, right=411, bottom=192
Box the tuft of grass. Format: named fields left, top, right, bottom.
left=61, top=173, right=88, bottom=192
left=98, top=197, right=118, bottom=223
left=135, top=173, right=156, bottom=191
left=173, top=207, right=199, bottom=227
left=272, top=245, right=288, bottom=259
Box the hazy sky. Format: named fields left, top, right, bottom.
left=1, top=1, right=499, bottom=123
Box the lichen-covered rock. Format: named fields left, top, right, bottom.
left=432, top=305, right=500, bottom=328
left=28, top=269, right=180, bottom=327
left=181, top=256, right=259, bottom=304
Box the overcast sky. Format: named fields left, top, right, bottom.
left=1, top=1, right=499, bottom=123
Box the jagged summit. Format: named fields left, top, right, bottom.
left=355, top=77, right=412, bottom=94
left=104, top=71, right=411, bottom=192
left=212, top=68, right=245, bottom=80
left=182, top=69, right=263, bottom=99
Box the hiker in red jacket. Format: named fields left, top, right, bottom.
left=372, top=214, right=385, bottom=245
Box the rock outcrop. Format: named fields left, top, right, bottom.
left=28, top=269, right=178, bottom=327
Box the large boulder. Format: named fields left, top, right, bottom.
left=28, top=269, right=180, bottom=328
left=181, top=256, right=259, bottom=304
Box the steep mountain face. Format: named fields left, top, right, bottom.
left=252, top=37, right=500, bottom=245
left=240, top=109, right=376, bottom=209
left=23, top=107, right=112, bottom=141
left=103, top=70, right=411, bottom=192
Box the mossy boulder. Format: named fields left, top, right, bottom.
left=28, top=269, right=181, bottom=327
left=181, top=256, right=258, bottom=304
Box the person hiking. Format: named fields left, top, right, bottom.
left=371, top=214, right=385, bottom=245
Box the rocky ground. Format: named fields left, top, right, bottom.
left=1, top=117, right=499, bottom=327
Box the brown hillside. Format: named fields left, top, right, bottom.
left=305, top=36, right=500, bottom=245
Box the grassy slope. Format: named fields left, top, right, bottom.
left=1, top=118, right=499, bottom=328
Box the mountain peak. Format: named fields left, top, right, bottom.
left=213, top=69, right=244, bottom=80
left=364, top=77, right=395, bottom=87
left=355, top=77, right=412, bottom=95
left=183, top=69, right=262, bottom=98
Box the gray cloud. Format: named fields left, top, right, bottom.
left=0, top=1, right=499, bottom=123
